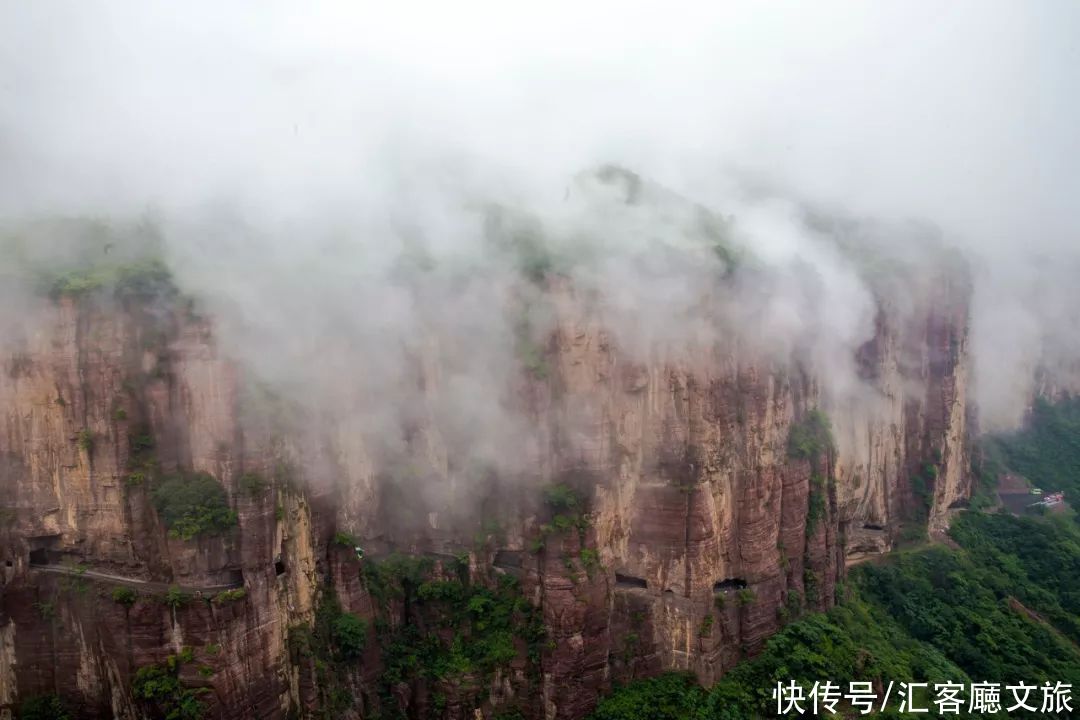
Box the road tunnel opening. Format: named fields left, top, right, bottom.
left=713, top=578, right=747, bottom=592
left=615, top=572, right=648, bottom=589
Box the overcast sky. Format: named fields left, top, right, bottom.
left=1, top=1, right=1077, bottom=245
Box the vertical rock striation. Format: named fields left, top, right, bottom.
left=0, top=254, right=972, bottom=718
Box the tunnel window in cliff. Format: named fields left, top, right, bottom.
left=27, top=534, right=61, bottom=566
left=713, top=578, right=747, bottom=592
left=494, top=550, right=523, bottom=570
left=615, top=572, right=648, bottom=589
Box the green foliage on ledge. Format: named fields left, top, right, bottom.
left=45, top=257, right=177, bottom=302
left=360, top=553, right=433, bottom=602
left=132, top=650, right=206, bottom=720
left=111, top=586, right=138, bottom=606
left=786, top=409, right=834, bottom=460
left=212, top=588, right=246, bottom=604
left=332, top=611, right=368, bottom=660
left=333, top=531, right=359, bottom=548
left=532, top=482, right=591, bottom=552
left=151, top=471, right=237, bottom=540
left=238, top=471, right=267, bottom=498
left=804, top=474, right=827, bottom=536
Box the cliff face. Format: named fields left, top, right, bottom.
left=0, top=264, right=971, bottom=719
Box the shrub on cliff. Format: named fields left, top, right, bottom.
left=111, top=587, right=137, bottom=606
left=542, top=483, right=582, bottom=513
left=18, top=694, right=71, bottom=720
left=590, top=673, right=705, bottom=720
left=44, top=257, right=176, bottom=301
left=332, top=612, right=368, bottom=659
left=151, top=472, right=237, bottom=540
left=133, top=656, right=205, bottom=720
left=238, top=471, right=267, bottom=498
left=787, top=409, right=834, bottom=460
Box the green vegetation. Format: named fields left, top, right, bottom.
left=18, top=694, right=71, bottom=720
left=165, top=586, right=190, bottom=610
left=786, top=409, right=834, bottom=461
left=698, top=615, right=714, bottom=638
left=212, top=588, right=246, bottom=604
left=696, top=206, right=743, bottom=275
left=34, top=599, right=56, bottom=621
left=859, top=516, right=1080, bottom=692
left=132, top=652, right=206, bottom=720
left=982, top=395, right=1080, bottom=501
left=590, top=673, right=706, bottom=720
left=805, top=474, right=826, bottom=535
left=332, top=612, right=368, bottom=659
left=344, top=556, right=546, bottom=718
left=151, top=471, right=237, bottom=540
left=45, top=257, right=177, bottom=302
left=580, top=548, right=601, bottom=578
left=533, top=482, right=590, bottom=549
left=360, top=553, right=433, bottom=602
left=332, top=531, right=358, bottom=548
left=238, top=471, right=267, bottom=498
left=76, top=428, right=93, bottom=452
left=130, top=431, right=155, bottom=454
left=594, top=397, right=1080, bottom=717
left=543, top=482, right=582, bottom=513
left=483, top=205, right=558, bottom=284
left=592, top=511, right=1080, bottom=719
left=111, top=586, right=138, bottom=606
left=377, top=572, right=544, bottom=695
left=285, top=576, right=537, bottom=718
left=125, top=427, right=156, bottom=489
left=735, top=588, right=756, bottom=607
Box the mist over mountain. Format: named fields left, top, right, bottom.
left=1, top=4, right=1078, bottom=719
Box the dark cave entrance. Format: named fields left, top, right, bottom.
left=27, top=534, right=62, bottom=566
left=615, top=572, right=648, bottom=589
left=713, top=578, right=747, bottom=592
